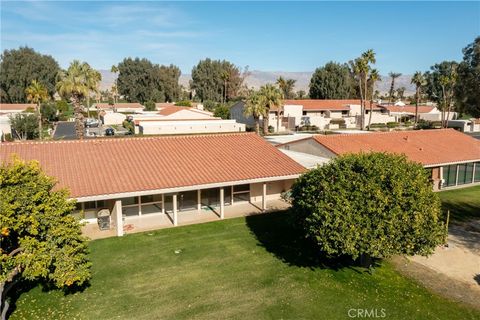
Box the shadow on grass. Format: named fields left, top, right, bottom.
left=245, top=210, right=378, bottom=272
left=5, top=279, right=90, bottom=319
left=443, top=202, right=480, bottom=223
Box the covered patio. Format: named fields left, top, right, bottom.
left=82, top=199, right=290, bottom=240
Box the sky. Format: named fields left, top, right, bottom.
left=1, top=1, right=479, bottom=75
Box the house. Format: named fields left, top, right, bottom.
left=230, top=100, right=395, bottom=132
left=0, top=104, right=37, bottom=140
left=95, top=103, right=145, bottom=113
left=447, top=119, right=480, bottom=133
left=277, top=129, right=480, bottom=191
left=379, top=105, right=456, bottom=122
left=0, top=133, right=304, bottom=238
left=133, top=105, right=245, bottom=135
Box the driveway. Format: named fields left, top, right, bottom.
left=53, top=121, right=77, bottom=140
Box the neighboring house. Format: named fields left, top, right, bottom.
left=277, top=129, right=480, bottom=191
left=230, top=100, right=395, bottom=132
left=95, top=103, right=145, bottom=113
left=447, top=119, right=480, bottom=133
left=134, top=105, right=245, bottom=135
left=0, top=103, right=36, bottom=140
left=379, top=105, right=456, bottom=122
left=0, top=133, right=305, bottom=237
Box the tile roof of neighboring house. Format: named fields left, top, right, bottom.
left=308, top=129, right=480, bottom=166
left=283, top=99, right=362, bottom=111
left=155, top=102, right=176, bottom=109
left=96, top=103, right=144, bottom=110
left=157, top=105, right=213, bottom=117
left=0, top=133, right=305, bottom=198
left=380, top=105, right=435, bottom=114
left=0, top=103, right=36, bottom=111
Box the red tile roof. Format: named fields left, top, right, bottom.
left=96, top=103, right=144, bottom=110
left=0, top=103, right=36, bottom=111
left=309, top=129, right=480, bottom=166
left=380, top=105, right=435, bottom=114
left=157, top=106, right=191, bottom=116
left=0, top=133, right=305, bottom=198
left=283, top=99, right=362, bottom=111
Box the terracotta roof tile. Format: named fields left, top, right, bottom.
left=96, top=103, right=144, bottom=109
left=0, top=103, right=36, bottom=111
left=380, top=105, right=435, bottom=114
left=283, top=99, right=362, bottom=111
left=0, top=133, right=305, bottom=198
left=310, top=129, right=480, bottom=166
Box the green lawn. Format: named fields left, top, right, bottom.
left=439, top=185, right=480, bottom=222
left=10, top=211, right=479, bottom=319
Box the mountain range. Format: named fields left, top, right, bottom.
left=98, top=70, right=416, bottom=95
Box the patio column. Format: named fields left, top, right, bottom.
left=262, top=182, right=267, bottom=211
left=113, top=200, right=123, bottom=237
left=220, top=187, right=225, bottom=219
left=161, top=194, right=165, bottom=214
left=197, top=189, right=201, bottom=213
left=173, top=194, right=178, bottom=226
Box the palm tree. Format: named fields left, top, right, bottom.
left=276, top=77, right=296, bottom=99
left=111, top=65, right=119, bottom=104
left=56, top=60, right=90, bottom=139
left=25, top=80, right=49, bottom=139
left=388, top=72, right=402, bottom=104
left=244, top=91, right=266, bottom=135
left=367, top=69, right=380, bottom=129
left=258, top=84, right=283, bottom=134
left=411, top=71, right=426, bottom=127
left=221, top=70, right=230, bottom=103
left=86, top=67, right=102, bottom=118
left=350, top=49, right=376, bottom=130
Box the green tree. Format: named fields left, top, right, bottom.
left=117, top=58, right=180, bottom=103
left=0, top=47, right=60, bottom=103
left=296, top=90, right=307, bottom=99
left=213, top=104, right=230, bottom=119
left=85, top=67, right=102, bottom=118
left=244, top=90, right=266, bottom=135
left=350, top=50, right=376, bottom=130
left=456, top=37, right=480, bottom=118
left=425, top=61, right=458, bottom=128
left=276, top=76, right=296, bottom=99
left=110, top=65, right=119, bottom=104
left=0, top=159, right=91, bottom=319
left=366, top=69, right=380, bottom=129
left=411, top=71, right=427, bottom=127
left=56, top=60, right=91, bottom=139
left=309, top=62, right=355, bottom=99
left=257, top=84, right=283, bottom=134
left=388, top=72, right=402, bottom=104
left=9, top=113, right=38, bottom=140
left=190, top=59, right=245, bottom=102
left=290, top=153, right=446, bottom=266
left=25, top=80, right=49, bottom=139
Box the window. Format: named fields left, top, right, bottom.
left=141, top=194, right=162, bottom=204
left=475, top=162, right=480, bottom=182
left=442, top=165, right=457, bottom=187
left=84, top=201, right=96, bottom=210
left=179, top=191, right=197, bottom=211
left=120, top=197, right=139, bottom=207
left=233, top=184, right=250, bottom=203
left=234, top=184, right=250, bottom=192
left=302, top=111, right=307, bottom=116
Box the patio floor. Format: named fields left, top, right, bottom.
left=82, top=199, right=290, bottom=240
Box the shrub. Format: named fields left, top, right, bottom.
left=290, top=153, right=446, bottom=264
left=268, top=125, right=274, bottom=133
left=329, top=118, right=345, bottom=125
left=203, top=100, right=217, bottom=112
left=144, top=100, right=156, bottom=111
left=174, top=100, right=192, bottom=107
left=386, top=122, right=399, bottom=128
left=213, top=104, right=230, bottom=119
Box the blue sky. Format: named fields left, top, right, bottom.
left=1, top=1, right=479, bottom=74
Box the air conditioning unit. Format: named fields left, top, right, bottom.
left=97, top=209, right=111, bottom=230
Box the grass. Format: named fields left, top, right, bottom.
left=10, top=211, right=480, bottom=320
left=438, top=185, right=480, bottom=222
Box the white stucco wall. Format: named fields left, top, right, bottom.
left=249, top=180, right=295, bottom=202
left=139, top=120, right=246, bottom=135
left=103, top=112, right=127, bottom=125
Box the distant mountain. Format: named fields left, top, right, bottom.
left=99, top=70, right=415, bottom=95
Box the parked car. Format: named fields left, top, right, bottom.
left=85, top=118, right=100, bottom=128
left=105, top=128, right=115, bottom=136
